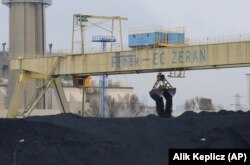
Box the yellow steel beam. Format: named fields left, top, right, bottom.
left=30, top=73, right=47, bottom=79
left=6, top=56, right=70, bottom=118
left=7, top=71, right=30, bottom=118
left=25, top=78, right=54, bottom=117
left=53, top=77, right=70, bottom=113
left=10, top=41, right=250, bottom=76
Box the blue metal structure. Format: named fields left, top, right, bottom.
left=167, top=33, right=185, bottom=44
left=92, top=36, right=116, bottom=52
left=128, top=32, right=185, bottom=47
left=129, top=32, right=166, bottom=47
left=92, top=36, right=116, bottom=117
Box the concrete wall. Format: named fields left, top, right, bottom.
left=0, top=82, right=8, bottom=110
left=51, top=87, right=85, bottom=115
left=51, top=87, right=134, bottom=115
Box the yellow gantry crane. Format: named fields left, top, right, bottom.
left=7, top=38, right=250, bottom=118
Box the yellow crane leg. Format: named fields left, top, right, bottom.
left=25, top=76, right=70, bottom=117
left=25, top=79, right=54, bottom=117
left=7, top=72, right=70, bottom=118
left=7, top=71, right=30, bottom=118
left=53, top=77, right=70, bottom=113
left=7, top=56, right=70, bottom=118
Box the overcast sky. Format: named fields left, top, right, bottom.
left=1, top=0, right=250, bottom=110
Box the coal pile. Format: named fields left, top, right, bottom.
left=0, top=111, right=250, bottom=165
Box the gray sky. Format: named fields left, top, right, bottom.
left=1, top=0, right=250, bottom=110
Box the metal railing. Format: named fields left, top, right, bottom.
left=9, top=34, right=250, bottom=58
left=50, top=34, right=250, bottom=56
left=70, top=43, right=131, bottom=55
left=129, top=26, right=185, bottom=34
left=187, top=34, right=250, bottom=45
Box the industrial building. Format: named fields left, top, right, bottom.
left=0, top=47, right=8, bottom=79
left=0, top=79, right=135, bottom=116
left=54, top=81, right=134, bottom=116
left=0, top=79, right=7, bottom=110
left=0, top=47, right=8, bottom=110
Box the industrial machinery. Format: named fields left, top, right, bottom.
left=149, top=73, right=176, bottom=118
left=8, top=37, right=250, bottom=118
left=3, top=1, right=250, bottom=119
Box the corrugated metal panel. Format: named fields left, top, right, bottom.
left=129, top=32, right=166, bottom=47
left=168, top=33, right=185, bottom=44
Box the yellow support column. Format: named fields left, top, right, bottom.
left=7, top=71, right=30, bottom=118
left=53, top=77, right=70, bottom=113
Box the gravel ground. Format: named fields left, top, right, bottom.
left=0, top=110, right=249, bottom=165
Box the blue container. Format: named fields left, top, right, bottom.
left=129, top=32, right=166, bottom=47
left=167, top=33, right=185, bottom=44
